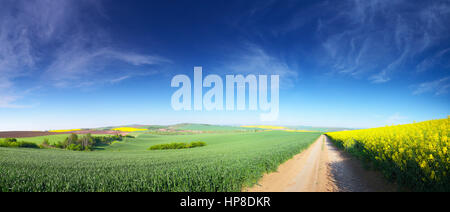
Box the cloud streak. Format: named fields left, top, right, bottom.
left=0, top=0, right=169, bottom=108
left=386, top=113, right=408, bottom=125
left=44, top=47, right=169, bottom=87
left=220, top=44, right=298, bottom=88
left=0, top=96, right=25, bottom=109
left=317, top=0, right=450, bottom=83
left=412, top=77, right=450, bottom=96
left=416, top=48, right=450, bottom=73
left=109, top=75, right=131, bottom=84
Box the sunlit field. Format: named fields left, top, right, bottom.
left=326, top=117, right=450, bottom=191
left=111, top=127, right=148, bottom=132
left=0, top=131, right=320, bottom=192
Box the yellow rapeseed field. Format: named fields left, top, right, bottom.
left=326, top=117, right=449, bottom=191
left=111, top=127, right=147, bottom=132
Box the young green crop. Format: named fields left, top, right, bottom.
left=0, top=131, right=320, bottom=192
left=148, top=141, right=206, bottom=150
left=18, top=134, right=112, bottom=145
left=0, top=140, right=38, bottom=148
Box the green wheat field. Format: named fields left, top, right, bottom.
left=0, top=127, right=320, bottom=192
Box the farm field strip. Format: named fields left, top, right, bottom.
left=0, top=131, right=321, bottom=192
left=14, top=134, right=113, bottom=145
left=326, top=118, right=449, bottom=191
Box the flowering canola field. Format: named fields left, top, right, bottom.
left=111, top=127, right=147, bottom=132
left=326, top=117, right=449, bottom=191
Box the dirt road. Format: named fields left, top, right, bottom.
left=246, top=135, right=397, bottom=192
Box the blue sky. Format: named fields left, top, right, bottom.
left=0, top=0, right=449, bottom=130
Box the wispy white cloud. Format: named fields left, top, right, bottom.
left=416, top=48, right=450, bottom=73
left=109, top=75, right=131, bottom=84
left=317, top=0, right=450, bottom=83
left=369, top=70, right=390, bottom=84
left=0, top=95, right=35, bottom=109
left=386, top=113, right=408, bottom=125
left=370, top=46, right=409, bottom=83
left=412, top=77, right=450, bottom=96
left=220, top=44, right=298, bottom=88
left=44, top=46, right=169, bottom=87
left=0, top=0, right=169, bottom=108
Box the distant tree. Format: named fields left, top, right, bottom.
left=86, top=133, right=93, bottom=147
left=67, top=133, right=78, bottom=146
left=5, top=138, right=17, bottom=143
left=81, top=134, right=93, bottom=149
left=42, top=138, right=50, bottom=146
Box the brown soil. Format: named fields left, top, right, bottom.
left=0, top=130, right=128, bottom=138
left=0, top=131, right=61, bottom=138
left=245, top=135, right=397, bottom=192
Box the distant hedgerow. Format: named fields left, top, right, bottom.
left=0, top=139, right=39, bottom=148
left=148, top=141, right=206, bottom=150
left=48, top=133, right=124, bottom=151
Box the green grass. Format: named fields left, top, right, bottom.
left=17, top=134, right=111, bottom=145
left=0, top=140, right=39, bottom=148
left=0, top=131, right=321, bottom=192
left=148, top=141, right=206, bottom=150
